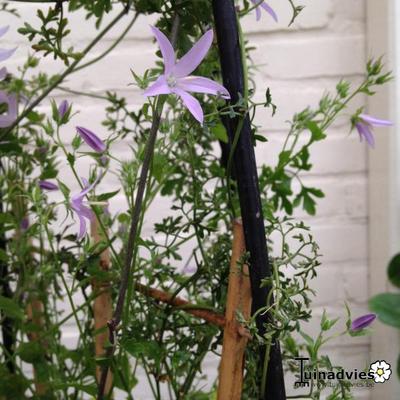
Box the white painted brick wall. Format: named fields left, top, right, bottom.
left=2, top=0, right=380, bottom=398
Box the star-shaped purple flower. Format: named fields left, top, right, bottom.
left=351, top=313, right=376, bottom=331
left=144, top=26, right=230, bottom=124
left=70, top=177, right=98, bottom=239
left=355, top=114, right=393, bottom=148
left=250, top=0, right=278, bottom=22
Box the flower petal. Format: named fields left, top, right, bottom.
left=350, top=313, right=376, bottom=331
left=143, top=75, right=171, bottom=97
left=39, top=180, right=58, bottom=191
left=77, top=213, right=87, bottom=239
left=174, top=30, right=213, bottom=78
left=178, top=76, right=230, bottom=99
left=356, top=122, right=375, bottom=148
left=58, top=100, right=69, bottom=119
left=360, top=114, right=393, bottom=127
left=382, top=370, right=391, bottom=379
left=76, top=126, right=106, bottom=153
left=260, top=2, right=278, bottom=22
left=0, top=67, right=7, bottom=81
left=0, top=48, right=16, bottom=62
left=150, top=26, right=175, bottom=75
left=0, top=26, right=9, bottom=38
left=174, top=88, right=204, bottom=124
left=250, top=0, right=262, bottom=20
left=71, top=176, right=99, bottom=205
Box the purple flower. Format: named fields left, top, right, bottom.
left=355, top=114, right=393, bottom=148
left=58, top=100, right=69, bottom=119
left=39, top=180, right=58, bottom=191
left=70, top=177, right=98, bottom=239
left=0, top=26, right=16, bottom=62
left=0, top=91, right=17, bottom=128
left=250, top=0, right=278, bottom=22
left=351, top=313, right=376, bottom=331
left=76, top=126, right=106, bottom=153
left=144, top=26, right=230, bottom=124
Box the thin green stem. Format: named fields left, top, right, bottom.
left=1, top=3, right=132, bottom=140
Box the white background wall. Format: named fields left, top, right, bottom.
left=3, top=0, right=396, bottom=399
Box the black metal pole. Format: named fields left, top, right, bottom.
left=212, top=1, right=286, bottom=399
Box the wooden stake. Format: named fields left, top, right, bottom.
left=26, top=298, right=47, bottom=396
left=217, top=219, right=252, bottom=400
left=91, top=217, right=113, bottom=396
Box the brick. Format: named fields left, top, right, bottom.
left=251, top=35, right=365, bottom=79
left=242, top=0, right=333, bottom=33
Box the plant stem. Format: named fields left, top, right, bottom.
left=73, top=12, right=138, bottom=73
left=96, top=98, right=164, bottom=400
left=1, top=2, right=132, bottom=140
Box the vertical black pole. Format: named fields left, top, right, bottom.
left=212, top=1, right=286, bottom=399
left=0, top=185, right=15, bottom=373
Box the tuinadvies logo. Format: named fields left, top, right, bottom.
left=294, top=358, right=392, bottom=388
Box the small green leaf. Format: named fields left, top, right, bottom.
left=0, top=295, right=24, bottom=320
left=369, top=293, right=400, bottom=328
left=211, top=123, right=228, bottom=143
left=121, top=339, right=162, bottom=362
left=307, top=121, right=326, bottom=142
left=97, top=189, right=120, bottom=202
left=16, top=342, right=42, bottom=363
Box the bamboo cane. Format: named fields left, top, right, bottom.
left=217, top=219, right=252, bottom=400
left=91, top=217, right=113, bottom=396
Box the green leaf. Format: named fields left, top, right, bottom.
left=0, top=295, right=24, bottom=320
left=121, top=339, right=162, bottom=362
left=369, top=293, right=400, bottom=328
left=302, top=191, right=316, bottom=215
left=211, top=123, right=228, bottom=143
left=0, top=141, right=23, bottom=155
left=254, top=134, right=268, bottom=143
left=278, top=150, right=291, bottom=167
left=388, top=253, right=400, bottom=288
left=307, top=121, right=326, bottom=142
left=16, top=342, right=42, bottom=363
left=97, top=189, right=120, bottom=202
left=152, top=153, right=168, bottom=183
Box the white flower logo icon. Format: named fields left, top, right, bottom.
left=369, top=360, right=392, bottom=383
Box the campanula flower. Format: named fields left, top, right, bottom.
left=355, top=114, right=393, bottom=148
left=250, top=0, right=278, bottom=22
left=58, top=100, right=69, bottom=119
left=39, top=180, right=58, bottom=191
left=144, top=26, right=230, bottom=124
left=76, top=126, right=106, bottom=153
left=0, top=26, right=16, bottom=62
left=70, top=177, right=98, bottom=239
left=0, top=91, right=17, bottom=128
left=351, top=313, right=376, bottom=331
